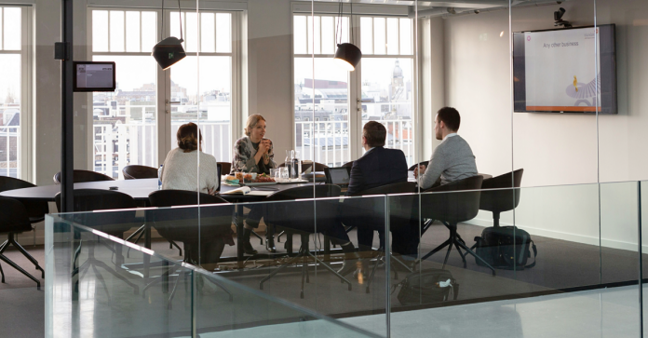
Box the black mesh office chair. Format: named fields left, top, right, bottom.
left=0, top=196, right=43, bottom=289
left=479, top=169, right=524, bottom=227
left=0, top=176, right=48, bottom=278
left=122, top=165, right=158, bottom=179
left=55, top=189, right=140, bottom=294
left=147, top=190, right=234, bottom=306
left=346, top=182, right=417, bottom=293
left=217, top=162, right=232, bottom=175
left=259, top=184, right=352, bottom=298
left=419, top=175, right=496, bottom=275
left=53, top=169, right=114, bottom=184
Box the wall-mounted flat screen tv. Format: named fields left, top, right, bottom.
left=73, top=61, right=116, bottom=92
left=513, top=24, right=616, bottom=114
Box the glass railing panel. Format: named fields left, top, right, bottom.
left=45, top=215, right=196, bottom=337
left=45, top=210, right=380, bottom=338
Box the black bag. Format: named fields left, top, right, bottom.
left=472, top=226, right=537, bottom=270
left=394, top=268, right=459, bottom=306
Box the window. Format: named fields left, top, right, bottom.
left=0, top=6, right=29, bottom=179
left=90, top=9, right=235, bottom=178
left=293, top=14, right=415, bottom=167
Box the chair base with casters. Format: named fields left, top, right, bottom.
left=0, top=233, right=45, bottom=279
left=124, top=224, right=183, bottom=257
left=364, top=252, right=413, bottom=294
left=72, top=238, right=140, bottom=296
left=259, top=232, right=352, bottom=299
left=418, top=221, right=496, bottom=276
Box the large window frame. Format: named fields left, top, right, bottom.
left=0, top=5, right=33, bottom=180
left=292, top=5, right=417, bottom=166
left=87, top=6, right=242, bottom=178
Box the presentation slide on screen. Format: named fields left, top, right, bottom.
left=76, top=63, right=114, bottom=89
left=525, top=27, right=601, bottom=112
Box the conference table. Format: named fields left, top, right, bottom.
left=0, top=178, right=317, bottom=262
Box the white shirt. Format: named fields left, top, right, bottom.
left=161, top=148, right=219, bottom=194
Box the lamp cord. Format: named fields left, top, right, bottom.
left=335, top=1, right=342, bottom=46
left=178, top=0, right=183, bottom=41
left=350, top=1, right=354, bottom=45
left=160, top=0, right=164, bottom=41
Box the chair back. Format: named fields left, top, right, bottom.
left=0, top=175, right=35, bottom=191
left=218, top=162, right=232, bottom=175
left=408, top=161, right=429, bottom=171
left=301, top=161, right=328, bottom=173
left=122, top=165, right=157, bottom=179
left=147, top=190, right=233, bottom=243
left=346, top=182, right=417, bottom=230
left=53, top=170, right=115, bottom=184
left=0, top=176, right=48, bottom=221
left=264, top=184, right=341, bottom=233
left=479, top=169, right=524, bottom=213
left=342, top=161, right=354, bottom=168
left=54, top=189, right=137, bottom=237
left=421, top=175, right=483, bottom=224
left=0, top=196, right=32, bottom=233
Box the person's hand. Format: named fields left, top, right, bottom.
left=258, top=140, right=271, bottom=155
left=208, top=187, right=217, bottom=196
left=413, top=164, right=427, bottom=179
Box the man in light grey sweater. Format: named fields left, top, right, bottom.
left=415, top=107, right=478, bottom=190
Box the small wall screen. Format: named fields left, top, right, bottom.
left=73, top=61, right=116, bottom=92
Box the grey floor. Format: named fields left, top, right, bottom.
left=4, top=222, right=648, bottom=337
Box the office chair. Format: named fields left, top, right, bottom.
left=55, top=189, right=141, bottom=295
left=347, top=182, right=417, bottom=293
left=259, top=184, right=353, bottom=299
left=122, top=165, right=157, bottom=179
left=408, top=161, right=429, bottom=171
left=217, top=162, right=232, bottom=175
left=0, top=196, right=43, bottom=289
left=53, top=169, right=114, bottom=184
left=147, top=190, right=234, bottom=306
left=342, top=161, right=354, bottom=168
left=479, top=169, right=524, bottom=227
left=0, top=176, right=48, bottom=277
left=419, top=175, right=496, bottom=275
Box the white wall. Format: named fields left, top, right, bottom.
left=442, top=0, right=648, bottom=250
left=245, top=0, right=294, bottom=157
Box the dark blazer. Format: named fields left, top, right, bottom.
left=347, top=147, right=408, bottom=196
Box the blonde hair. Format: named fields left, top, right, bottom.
left=177, top=122, right=202, bottom=153
left=244, top=114, right=266, bottom=136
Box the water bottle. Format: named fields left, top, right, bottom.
left=284, top=150, right=291, bottom=179
left=290, top=150, right=297, bottom=179
left=157, top=164, right=163, bottom=190
left=293, top=150, right=301, bottom=179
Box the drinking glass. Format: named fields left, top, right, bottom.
left=281, top=167, right=289, bottom=179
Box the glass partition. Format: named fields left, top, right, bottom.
left=45, top=211, right=378, bottom=338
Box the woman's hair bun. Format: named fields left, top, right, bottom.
left=177, top=123, right=202, bottom=152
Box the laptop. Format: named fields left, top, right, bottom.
left=325, top=167, right=351, bottom=187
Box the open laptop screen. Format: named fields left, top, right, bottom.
left=325, top=167, right=350, bottom=186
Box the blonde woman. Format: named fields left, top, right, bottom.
left=231, top=114, right=277, bottom=254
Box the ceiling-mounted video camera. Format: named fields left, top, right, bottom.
left=554, top=7, right=572, bottom=28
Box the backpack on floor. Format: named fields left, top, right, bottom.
left=471, top=226, right=537, bottom=270
left=394, top=268, right=459, bottom=306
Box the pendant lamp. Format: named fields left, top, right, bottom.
left=152, top=0, right=186, bottom=70
left=334, top=1, right=362, bottom=71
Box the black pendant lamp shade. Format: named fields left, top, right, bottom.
left=152, top=36, right=186, bottom=70
left=334, top=43, right=362, bottom=71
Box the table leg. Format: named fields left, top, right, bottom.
left=236, top=205, right=245, bottom=267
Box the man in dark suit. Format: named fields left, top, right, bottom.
left=345, top=121, right=409, bottom=253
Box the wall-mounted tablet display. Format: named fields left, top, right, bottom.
left=73, top=61, right=116, bottom=92
left=513, top=24, right=617, bottom=114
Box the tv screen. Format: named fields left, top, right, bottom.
left=513, top=24, right=617, bottom=114
left=73, top=61, right=116, bottom=92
